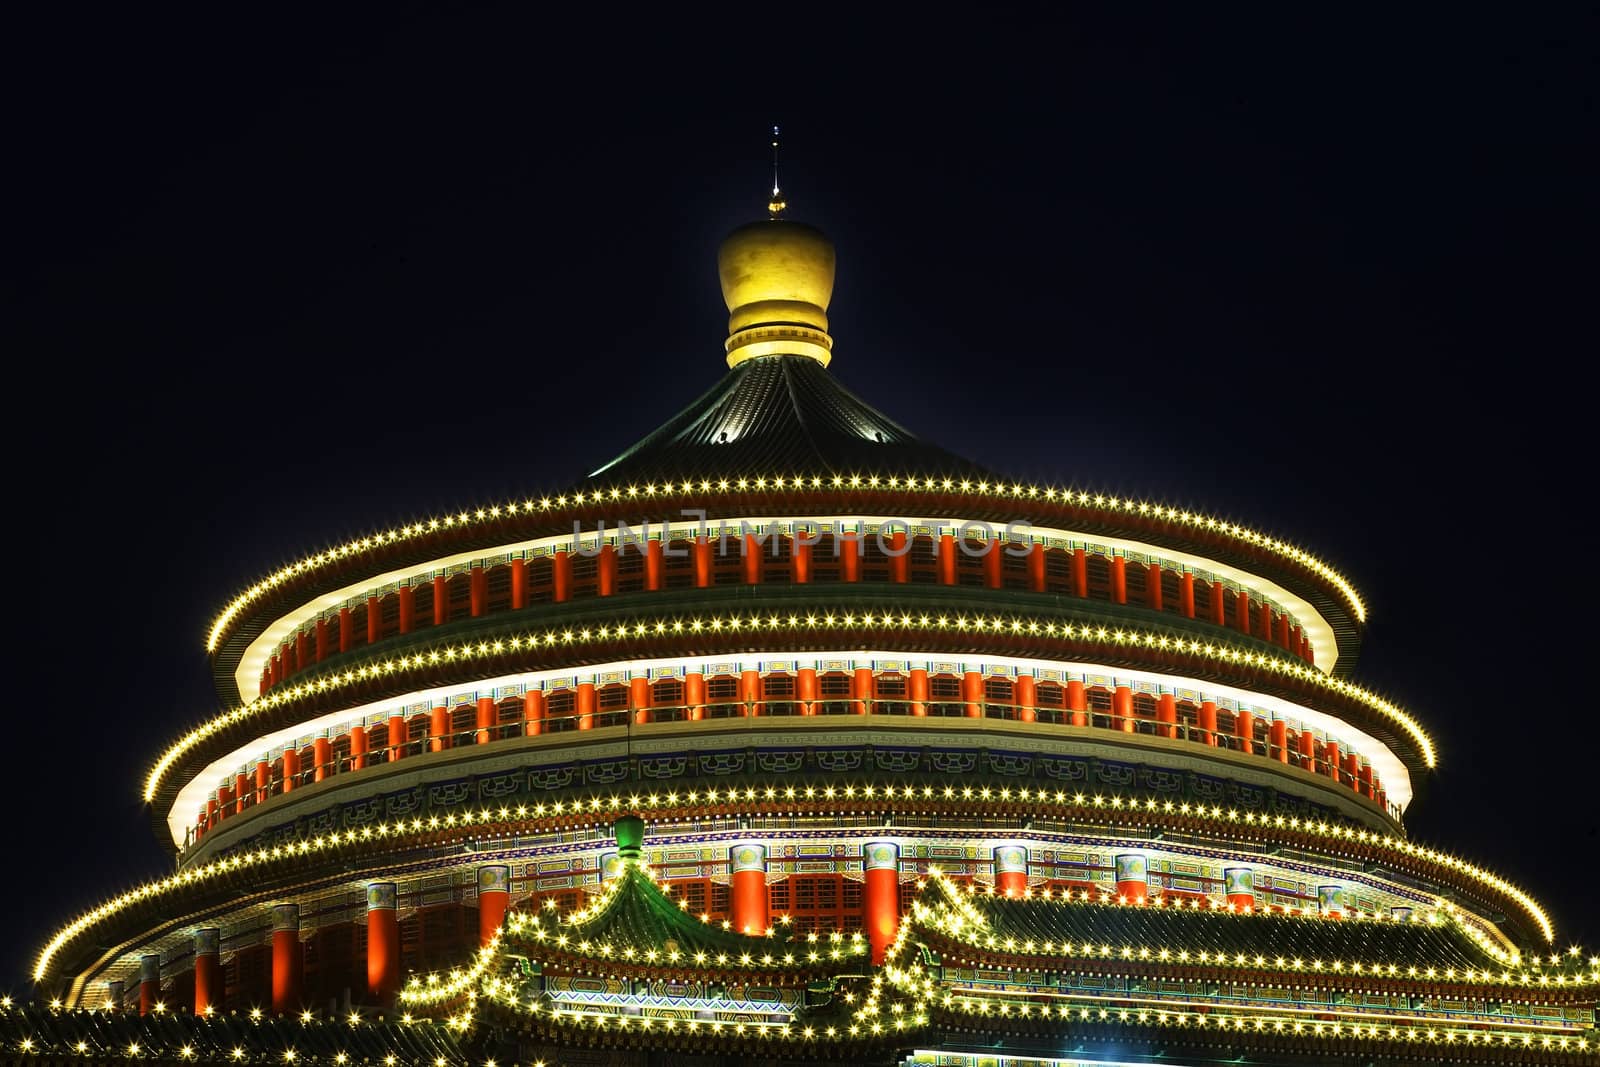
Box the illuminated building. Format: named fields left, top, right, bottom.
left=8, top=183, right=1597, bottom=1067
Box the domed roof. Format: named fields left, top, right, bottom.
left=589, top=201, right=989, bottom=483
left=588, top=353, right=989, bottom=483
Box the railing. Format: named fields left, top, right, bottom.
left=187, top=695, right=1399, bottom=849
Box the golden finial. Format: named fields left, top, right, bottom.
left=717, top=124, right=835, bottom=367
left=768, top=124, right=787, bottom=218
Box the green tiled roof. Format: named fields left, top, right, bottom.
left=0, top=1005, right=463, bottom=1065
left=913, top=878, right=1500, bottom=972
left=507, top=864, right=867, bottom=970
left=589, top=355, right=989, bottom=483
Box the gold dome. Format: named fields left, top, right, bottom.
left=717, top=219, right=836, bottom=368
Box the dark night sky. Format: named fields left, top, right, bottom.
left=6, top=8, right=1596, bottom=990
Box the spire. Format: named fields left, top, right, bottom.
left=768, top=124, right=787, bottom=218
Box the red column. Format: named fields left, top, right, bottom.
left=1111, top=557, right=1127, bottom=604
left=1289, top=623, right=1302, bottom=656
left=207, top=796, right=220, bottom=830
left=797, top=667, right=818, bottom=716
left=1198, top=701, right=1218, bottom=746
left=1112, top=685, right=1134, bottom=732
left=793, top=534, right=811, bottom=583
left=740, top=669, right=762, bottom=717
left=1318, top=885, right=1346, bottom=918
left=730, top=843, right=769, bottom=935
left=476, top=696, right=495, bottom=745
left=841, top=533, right=860, bottom=582
left=1027, top=544, right=1046, bottom=592
left=908, top=668, right=929, bottom=717
left=1146, top=563, right=1163, bottom=610
left=1297, top=728, right=1315, bottom=770
left=430, top=705, right=450, bottom=752
left=741, top=535, right=761, bottom=585
left=270, top=904, right=300, bottom=1015
left=692, top=539, right=711, bottom=587
left=553, top=550, right=572, bottom=601
left=1257, top=602, right=1272, bottom=641
left=598, top=544, right=617, bottom=596
left=685, top=673, right=706, bottom=721
left=295, top=631, right=309, bottom=675
left=645, top=540, right=663, bottom=591
left=852, top=667, right=873, bottom=715
left=1269, top=720, right=1289, bottom=763
left=577, top=681, right=596, bottom=730
left=397, top=586, right=414, bottom=634
left=1114, top=855, right=1148, bottom=903
left=338, top=607, right=352, bottom=653
left=233, top=773, right=248, bottom=815
left=1323, top=740, right=1341, bottom=782
left=281, top=749, right=299, bottom=793
left=1156, top=693, right=1177, bottom=739
left=217, top=784, right=234, bottom=822
left=1235, top=708, right=1255, bottom=755
left=386, top=715, right=406, bottom=763
left=511, top=557, right=528, bottom=608
left=938, top=534, right=957, bottom=585
left=962, top=671, right=984, bottom=718
left=1276, top=612, right=1291, bottom=649
left=470, top=567, right=487, bottom=616
left=994, top=845, right=1028, bottom=898
left=1072, top=548, right=1088, bottom=597
left=312, top=737, right=331, bottom=782
left=630, top=676, right=651, bottom=725
left=366, top=883, right=399, bottom=1003
left=193, top=930, right=220, bottom=1015
left=314, top=618, right=328, bottom=662
left=1223, top=869, right=1254, bottom=911
left=1210, top=580, right=1226, bottom=626
left=863, top=841, right=900, bottom=964
left=433, top=578, right=449, bottom=625
left=138, top=954, right=160, bottom=1016
left=255, top=760, right=270, bottom=804
left=478, top=866, right=510, bottom=946
left=1234, top=590, right=1252, bottom=634
left=366, top=594, right=381, bottom=644
left=1179, top=572, right=1195, bottom=618
left=1014, top=674, right=1036, bottom=723
left=523, top=689, right=545, bottom=735
left=1066, top=679, right=1087, bottom=726
left=888, top=531, right=909, bottom=583
left=349, top=723, right=367, bottom=771
left=1359, top=763, right=1374, bottom=798
left=982, top=541, right=1002, bottom=588
left=1344, top=752, right=1361, bottom=792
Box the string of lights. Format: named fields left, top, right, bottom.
left=205, top=476, right=1368, bottom=655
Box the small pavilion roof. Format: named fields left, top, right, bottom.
left=504, top=863, right=868, bottom=974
